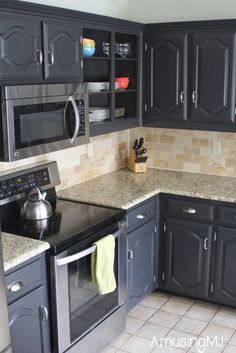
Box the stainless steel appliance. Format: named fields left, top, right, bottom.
left=0, top=161, right=127, bottom=353
left=0, top=83, right=89, bottom=161
left=0, top=234, right=12, bottom=353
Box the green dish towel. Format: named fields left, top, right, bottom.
left=91, top=234, right=116, bottom=295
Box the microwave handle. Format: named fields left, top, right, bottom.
left=56, top=222, right=125, bottom=267
left=64, top=96, right=80, bottom=144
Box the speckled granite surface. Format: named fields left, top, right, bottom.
left=2, top=233, right=49, bottom=272
left=58, top=168, right=236, bottom=209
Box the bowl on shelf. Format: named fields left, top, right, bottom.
left=83, top=38, right=96, bottom=57
left=83, top=38, right=95, bottom=47
left=115, top=76, right=129, bottom=89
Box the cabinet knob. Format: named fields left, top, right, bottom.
left=180, top=91, right=184, bottom=104
left=182, top=207, right=197, bottom=214
left=136, top=212, right=147, bottom=219
left=204, top=237, right=208, bottom=250
left=8, top=280, right=24, bottom=293
left=192, top=91, right=196, bottom=104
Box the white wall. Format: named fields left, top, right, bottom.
left=127, top=0, right=236, bottom=23
left=19, top=0, right=131, bottom=19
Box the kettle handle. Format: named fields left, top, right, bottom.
left=28, top=187, right=46, bottom=201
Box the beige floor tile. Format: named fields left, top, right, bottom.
left=152, top=345, right=187, bottom=353
left=128, top=304, right=157, bottom=321
left=170, top=295, right=195, bottom=305
left=100, top=346, right=116, bottom=353
left=211, top=308, right=236, bottom=329
left=228, top=331, right=236, bottom=346
left=109, top=332, right=131, bottom=349
left=174, top=317, right=208, bottom=335
left=166, top=329, right=198, bottom=349
left=190, top=341, right=225, bottom=353
left=141, top=294, right=169, bottom=309
left=121, top=335, right=153, bottom=353
left=185, top=302, right=219, bottom=322
left=115, top=351, right=127, bottom=353
left=136, top=322, right=169, bottom=340
left=200, top=323, right=234, bottom=344
left=161, top=298, right=193, bottom=316
left=223, top=344, right=236, bottom=353
left=149, top=310, right=181, bottom=328
left=125, top=317, right=145, bottom=334
left=153, top=291, right=172, bottom=299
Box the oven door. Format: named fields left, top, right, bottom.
left=2, top=94, right=89, bottom=161
left=51, top=221, right=126, bottom=353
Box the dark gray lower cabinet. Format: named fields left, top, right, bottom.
left=161, top=218, right=212, bottom=299
left=212, top=226, right=236, bottom=306
left=8, top=286, right=50, bottom=353
left=127, top=220, right=156, bottom=311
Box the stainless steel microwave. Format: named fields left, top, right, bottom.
left=0, top=83, right=90, bottom=161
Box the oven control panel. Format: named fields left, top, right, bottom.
left=0, top=168, right=50, bottom=200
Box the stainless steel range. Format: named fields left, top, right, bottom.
left=0, top=161, right=127, bottom=353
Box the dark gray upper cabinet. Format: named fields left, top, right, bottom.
left=127, top=220, right=156, bottom=311
left=43, top=21, right=82, bottom=81
left=162, top=218, right=212, bottom=298
left=190, top=32, right=235, bottom=124
left=0, top=16, right=42, bottom=81
left=146, top=33, right=188, bottom=122
left=212, top=226, right=236, bottom=306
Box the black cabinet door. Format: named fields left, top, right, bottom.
left=127, top=220, right=156, bottom=311
left=190, top=31, right=235, bottom=124
left=162, top=218, right=212, bottom=298
left=43, top=21, right=82, bottom=81
left=146, top=33, right=188, bottom=122
left=8, top=286, right=50, bottom=353
left=0, top=17, right=42, bottom=81
left=212, top=226, right=236, bottom=306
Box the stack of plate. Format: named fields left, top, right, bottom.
left=115, top=107, right=125, bottom=118
left=89, top=107, right=110, bottom=122
left=87, top=82, right=120, bottom=92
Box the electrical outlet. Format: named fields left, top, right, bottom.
left=212, top=140, right=221, bottom=154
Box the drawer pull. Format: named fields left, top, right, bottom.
left=136, top=212, right=147, bottom=219
left=40, top=306, right=49, bottom=321
left=204, top=237, right=208, bottom=250
left=128, top=250, right=133, bottom=261
left=8, top=280, right=24, bottom=293
left=183, top=207, right=197, bottom=214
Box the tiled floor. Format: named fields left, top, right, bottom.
left=101, top=291, right=236, bottom=353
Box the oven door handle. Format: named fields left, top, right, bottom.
left=63, top=96, right=80, bottom=144
left=56, top=223, right=125, bottom=267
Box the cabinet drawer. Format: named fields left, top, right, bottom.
left=127, top=198, right=155, bottom=233
left=5, top=258, right=43, bottom=304
left=165, top=198, right=214, bottom=221
left=216, top=205, right=236, bottom=225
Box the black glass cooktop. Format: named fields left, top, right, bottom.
left=1, top=199, right=126, bottom=254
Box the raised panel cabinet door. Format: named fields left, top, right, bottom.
left=146, top=32, right=188, bottom=122
left=163, top=218, right=212, bottom=298
left=190, top=31, right=236, bottom=124
left=0, top=17, right=42, bottom=81
left=213, top=226, right=236, bottom=306
left=127, top=220, right=155, bottom=311
left=43, top=21, right=82, bottom=81
left=8, top=286, right=50, bottom=353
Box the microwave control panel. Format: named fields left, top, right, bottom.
left=0, top=168, right=50, bottom=200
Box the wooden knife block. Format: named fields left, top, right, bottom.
left=127, top=150, right=147, bottom=173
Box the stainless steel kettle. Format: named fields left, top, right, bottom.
left=21, top=187, right=53, bottom=220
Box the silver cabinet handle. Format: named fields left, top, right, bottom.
left=204, top=237, right=208, bottom=250
left=128, top=250, right=133, bottom=261
left=192, top=91, right=196, bottom=104
left=36, top=49, right=43, bottom=65
left=48, top=49, right=55, bottom=66
left=63, top=96, right=81, bottom=144
left=183, top=207, right=197, bottom=214
left=180, top=91, right=184, bottom=104
left=8, top=280, right=24, bottom=293
left=40, top=306, right=49, bottom=321
left=136, top=213, right=147, bottom=219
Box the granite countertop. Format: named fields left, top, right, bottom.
left=58, top=168, right=236, bottom=209
left=2, top=232, right=50, bottom=272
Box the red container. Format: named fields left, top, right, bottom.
left=115, top=77, right=129, bottom=89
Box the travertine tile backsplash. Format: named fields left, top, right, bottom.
left=130, top=127, right=236, bottom=177
left=0, top=130, right=128, bottom=190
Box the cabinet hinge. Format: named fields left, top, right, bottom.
left=214, top=231, right=217, bottom=242
left=145, top=42, right=148, bottom=51
left=162, top=272, right=165, bottom=281
left=210, top=283, right=214, bottom=293
left=144, top=103, right=147, bottom=112
left=163, top=223, right=167, bottom=232
left=81, top=60, right=83, bottom=69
